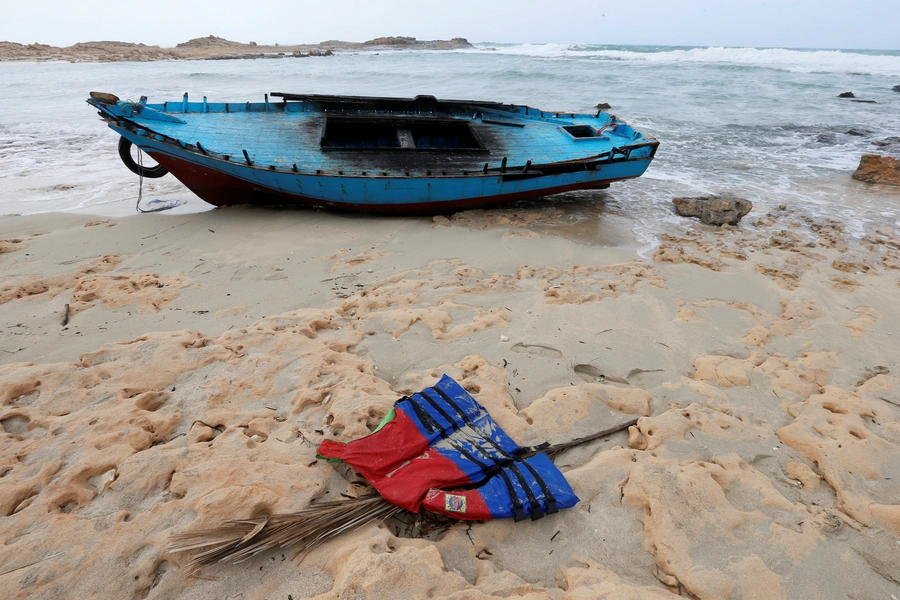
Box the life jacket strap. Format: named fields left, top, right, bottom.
left=417, top=387, right=461, bottom=435
left=516, top=457, right=559, bottom=518
left=404, top=395, right=441, bottom=436
left=516, top=441, right=551, bottom=455
left=495, top=467, right=527, bottom=522
left=508, top=462, right=544, bottom=520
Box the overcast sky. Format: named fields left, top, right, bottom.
left=3, top=0, right=898, bottom=50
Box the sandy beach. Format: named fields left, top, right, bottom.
left=1, top=196, right=899, bottom=599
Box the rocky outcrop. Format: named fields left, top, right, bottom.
left=176, top=35, right=246, bottom=49
left=0, top=40, right=173, bottom=62
left=0, top=35, right=473, bottom=62
left=672, top=196, right=753, bottom=226
left=838, top=92, right=856, bottom=98
left=365, top=36, right=417, bottom=46
left=893, top=85, right=900, bottom=92
left=363, top=36, right=472, bottom=49
left=852, top=154, right=900, bottom=186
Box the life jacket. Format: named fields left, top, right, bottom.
left=317, top=375, right=579, bottom=521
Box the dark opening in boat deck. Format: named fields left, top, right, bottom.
left=321, top=115, right=489, bottom=153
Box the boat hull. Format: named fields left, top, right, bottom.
left=148, top=147, right=647, bottom=214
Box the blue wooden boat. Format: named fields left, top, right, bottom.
left=87, top=91, right=658, bottom=214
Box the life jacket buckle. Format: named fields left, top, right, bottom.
left=545, top=498, right=559, bottom=515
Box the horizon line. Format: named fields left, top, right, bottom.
left=2, top=37, right=899, bottom=53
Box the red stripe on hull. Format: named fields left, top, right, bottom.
left=149, top=153, right=632, bottom=215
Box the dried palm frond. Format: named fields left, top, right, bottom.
left=170, top=418, right=638, bottom=571
left=168, top=495, right=401, bottom=572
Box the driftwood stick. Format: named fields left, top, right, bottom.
left=537, top=417, right=639, bottom=459
left=0, top=551, right=65, bottom=579
left=61, top=303, right=70, bottom=327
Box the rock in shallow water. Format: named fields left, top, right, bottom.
left=672, top=196, right=753, bottom=226
left=872, top=137, right=900, bottom=149
left=838, top=91, right=856, bottom=98
left=852, top=154, right=900, bottom=186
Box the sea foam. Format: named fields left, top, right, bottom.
left=473, top=44, right=900, bottom=76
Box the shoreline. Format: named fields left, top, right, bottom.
left=1, top=199, right=899, bottom=599
left=0, top=35, right=475, bottom=63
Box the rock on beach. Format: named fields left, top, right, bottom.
left=852, top=154, right=900, bottom=186
left=672, top=195, right=753, bottom=225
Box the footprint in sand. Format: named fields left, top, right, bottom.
left=230, top=265, right=258, bottom=282
left=510, top=342, right=563, bottom=359
left=573, top=363, right=629, bottom=384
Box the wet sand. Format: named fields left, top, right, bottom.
left=1, top=200, right=899, bottom=599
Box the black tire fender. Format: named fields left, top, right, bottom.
left=117, top=137, right=168, bottom=178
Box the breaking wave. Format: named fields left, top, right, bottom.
left=471, top=44, right=900, bottom=76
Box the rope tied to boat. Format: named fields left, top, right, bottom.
left=595, top=122, right=617, bottom=136
left=135, top=147, right=151, bottom=213
left=133, top=148, right=175, bottom=214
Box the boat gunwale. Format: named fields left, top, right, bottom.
left=109, top=122, right=658, bottom=181
left=87, top=94, right=659, bottom=180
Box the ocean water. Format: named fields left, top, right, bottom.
left=1, top=44, right=898, bottom=247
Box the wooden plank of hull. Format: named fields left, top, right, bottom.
left=150, top=152, right=640, bottom=215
